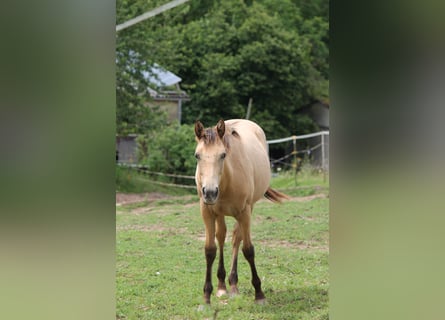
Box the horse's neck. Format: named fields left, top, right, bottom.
left=220, top=148, right=246, bottom=194
left=220, top=160, right=233, bottom=194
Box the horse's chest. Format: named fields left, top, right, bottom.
left=210, top=194, right=248, bottom=217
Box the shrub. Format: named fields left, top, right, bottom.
left=138, top=124, right=197, bottom=176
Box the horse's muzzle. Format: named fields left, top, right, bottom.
left=202, top=187, right=219, bottom=204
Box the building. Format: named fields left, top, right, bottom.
left=116, top=64, right=189, bottom=164
left=143, top=64, right=190, bottom=124
left=295, top=100, right=329, bottom=171
left=306, top=100, right=329, bottom=131
left=306, top=100, right=329, bottom=170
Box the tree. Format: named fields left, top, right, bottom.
left=116, top=0, right=329, bottom=139
left=116, top=0, right=177, bottom=135
left=165, top=0, right=328, bottom=138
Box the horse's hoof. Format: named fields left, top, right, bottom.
left=216, top=289, right=227, bottom=297
left=229, top=286, right=239, bottom=297
left=255, top=298, right=267, bottom=305
left=197, top=304, right=210, bottom=312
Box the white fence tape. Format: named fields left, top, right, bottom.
left=266, top=131, right=329, bottom=144
left=118, top=130, right=329, bottom=189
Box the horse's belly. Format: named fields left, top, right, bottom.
left=252, top=174, right=270, bottom=203
left=250, top=150, right=271, bottom=202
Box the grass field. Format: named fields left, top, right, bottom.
left=116, top=172, right=329, bottom=319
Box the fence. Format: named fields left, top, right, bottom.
left=267, top=131, right=329, bottom=172
left=117, top=130, right=329, bottom=189
left=117, top=164, right=197, bottom=189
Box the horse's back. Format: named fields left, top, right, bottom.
left=225, top=119, right=270, bottom=201
left=225, top=119, right=268, bottom=149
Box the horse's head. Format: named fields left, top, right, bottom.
left=194, top=119, right=228, bottom=205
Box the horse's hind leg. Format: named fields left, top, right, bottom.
left=215, top=216, right=227, bottom=297
left=228, top=221, right=242, bottom=296
left=239, top=207, right=266, bottom=303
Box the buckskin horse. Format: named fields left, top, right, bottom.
left=194, top=119, right=289, bottom=304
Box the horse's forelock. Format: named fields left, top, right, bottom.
left=202, top=127, right=231, bottom=149
left=202, top=128, right=216, bottom=144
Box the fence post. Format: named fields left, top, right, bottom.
left=321, top=133, right=325, bottom=170
left=321, top=133, right=326, bottom=182
left=292, top=136, right=297, bottom=186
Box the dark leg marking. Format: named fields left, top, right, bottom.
left=228, top=255, right=239, bottom=295
left=229, top=222, right=242, bottom=295
left=216, top=248, right=227, bottom=295
left=204, top=246, right=217, bottom=304
left=215, top=217, right=227, bottom=296
left=242, top=245, right=265, bottom=301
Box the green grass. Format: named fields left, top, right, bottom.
left=116, top=174, right=329, bottom=319
left=270, top=169, right=329, bottom=197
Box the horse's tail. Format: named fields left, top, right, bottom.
left=264, top=187, right=290, bottom=203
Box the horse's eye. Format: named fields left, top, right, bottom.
left=195, top=153, right=200, bottom=160
left=221, top=153, right=226, bottom=159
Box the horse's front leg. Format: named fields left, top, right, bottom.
left=216, top=215, right=227, bottom=297
left=202, top=205, right=216, bottom=304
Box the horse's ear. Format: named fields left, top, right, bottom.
left=216, top=119, right=225, bottom=139
left=195, top=120, right=204, bottom=139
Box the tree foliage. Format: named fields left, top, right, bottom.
left=137, top=124, right=197, bottom=175
left=116, top=0, right=329, bottom=140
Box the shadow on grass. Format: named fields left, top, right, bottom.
left=265, top=285, right=328, bottom=318
left=271, top=285, right=327, bottom=304
left=210, top=285, right=328, bottom=319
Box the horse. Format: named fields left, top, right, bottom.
left=194, top=119, right=289, bottom=304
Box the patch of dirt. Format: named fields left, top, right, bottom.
left=117, top=224, right=187, bottom=234
left=290, top=194, right=328, bottom=202
left=129, top=207, right=154, bottom=215
left=116, top=192, right=326, bottom=206
left=195, top=234, right=328, bottom=252
left=259, top=239, right=329, bottom=252
left=116, top=192, right=169, bottom=205
left=256, top=193, right=328, bottom=204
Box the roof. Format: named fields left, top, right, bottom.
left=142, top=64, right=182, bottom=87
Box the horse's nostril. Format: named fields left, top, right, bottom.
left=202, top=187, right=219, bottom=201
